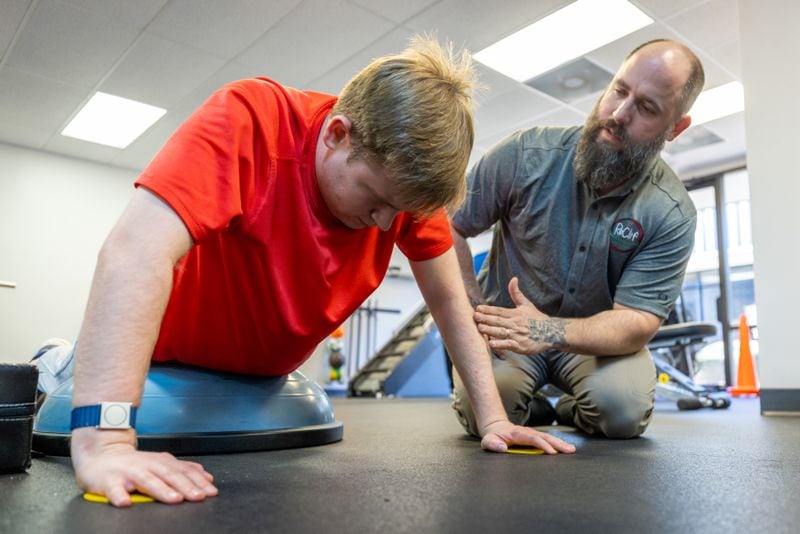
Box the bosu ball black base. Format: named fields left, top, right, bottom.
left=32, top=363, right=343, bottom=456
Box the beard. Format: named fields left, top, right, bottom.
left=574, top=105, right=670, bottom=193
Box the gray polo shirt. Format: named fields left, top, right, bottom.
left=451, top=126, right=696, bottom=320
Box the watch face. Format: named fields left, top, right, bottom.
left=99, top=402, right=132, bottom=429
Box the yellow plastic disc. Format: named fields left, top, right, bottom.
left=83, top=492, right=155, bottom=504
left=658, top=372, right=670, bottom=384
left=506, top=446, right=545, bottom=455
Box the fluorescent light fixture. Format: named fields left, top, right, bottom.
left=688, top=81, right=745, bottom=126
left=474, top=0, right=653, bottom=82
left=62, top=92, right=166, bottom=149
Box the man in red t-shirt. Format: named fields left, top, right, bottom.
left=70, top=37, right=575, bottom=507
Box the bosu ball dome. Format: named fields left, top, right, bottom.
left=33, top=363, right=343, bottom=456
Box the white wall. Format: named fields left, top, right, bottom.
left=0, top=143, right=135, bottom=362
left=738, top=1, right=800, bottom=390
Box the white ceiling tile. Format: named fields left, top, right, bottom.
left=171, top=61, right=270, bottom=115
left=631, top=0, right=705, bottom=20
left=473, top=64, right=519, bottom=105
left=475, top=107, right=585, bottom=152
left=148, top=0, right=301, bottom=59
left=0, top=0, right=750, bottom=173
left=530, top=107, right=587, bottom=128
left=59, top=0, right=168, bottom=29
left=708, top=39, right=741, bottom=79
left=348, top=0, right=439, bottom=23
left=570, top=91, right=603, bottom=115
left=100, top=33, right=227, bottom=109
left=4, top=0, right=140, bottom=88
left=235, top=0, right=395, bottom=87
left=665, top=0, right=739, bottom=52
left=307, top=28, right=413, bottom=95
left=473, top=86, right=554, bottom=140
left=405, top=0, right=569, bottom=51
left=0, top=0, right=31, bottom=59
left=695, top=57, right=735, bottom=90
left=0, top=66, right=86, bottom=137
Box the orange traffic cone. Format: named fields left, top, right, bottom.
left=728, top=313, right=760, bottom=397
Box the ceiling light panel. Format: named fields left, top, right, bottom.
left=474, top=0, right=653, bottom=82
left=61, top=92, right=167, bottom=149
left=688, top=81, right=745, bottom=126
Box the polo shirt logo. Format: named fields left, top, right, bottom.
left=609, top=218, right=643, bottom=252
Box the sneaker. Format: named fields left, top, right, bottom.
left=30, top=338, right=75, bottom=397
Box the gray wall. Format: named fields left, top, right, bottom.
left=739, top=1, right=800, bottom=393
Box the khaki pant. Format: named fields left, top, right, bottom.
left=452, top=347, right=656, bottom=439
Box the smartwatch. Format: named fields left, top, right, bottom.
left=70, top=402, right=138, bottom=430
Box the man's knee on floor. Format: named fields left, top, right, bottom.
left=576, top=388, right=653, bottom=439
left=599, top=410, right=650, bottom=439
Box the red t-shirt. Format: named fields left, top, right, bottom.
left=135, top=78, right=453, bottom=376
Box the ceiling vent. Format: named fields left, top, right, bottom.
left=525, top=57, right=613, bottom=103
left=664, top=126, right=724, bottom=155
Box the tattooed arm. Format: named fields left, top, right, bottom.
left=473, top=277, right=662, bottom=356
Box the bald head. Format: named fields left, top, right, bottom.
left=574, top=40, right=703, bottom=191
left=625, top=39, right=705, bottom=118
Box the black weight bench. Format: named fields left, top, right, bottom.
left=648, top=322, right=731, bottom=410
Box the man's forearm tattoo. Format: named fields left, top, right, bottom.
left=528, top=318, right=569, bottom=349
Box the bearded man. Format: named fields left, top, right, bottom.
left=449, top=39, right=704, bottom=438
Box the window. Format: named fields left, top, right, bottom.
left=681, top=169, right=756, bottom=386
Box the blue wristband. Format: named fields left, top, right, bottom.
left=70, top=403, right=137, bottom=430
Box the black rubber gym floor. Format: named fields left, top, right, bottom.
left=2, top=397, right=798, bottom=533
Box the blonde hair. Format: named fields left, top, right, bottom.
left=332, top=35, right=478, bottom=215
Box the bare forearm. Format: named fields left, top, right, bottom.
left=73, top=188, right=192, bottom=408
left=450, top=225, right=485, bottom=308
left=411, top=251, right=507, bottom=432
left=431, top=297, right=507, bottom=430
left=73, top=246, right=175, bottom=407
left=69, top=188, right=216, bottom=507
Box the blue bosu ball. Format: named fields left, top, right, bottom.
left=33, top=363, right=343, bottom=456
